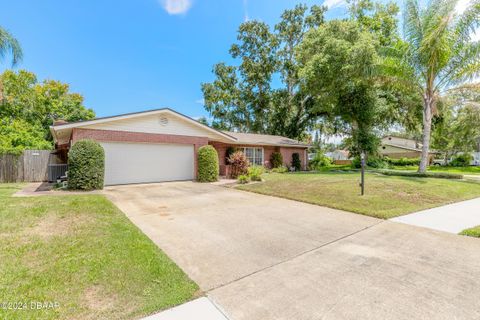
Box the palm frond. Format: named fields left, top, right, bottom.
left=453, top=0, right=480, bottom=45
left=0, top=26, right=23, bottom=66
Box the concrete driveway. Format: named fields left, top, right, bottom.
left=105, top=182, right=480, bottom=320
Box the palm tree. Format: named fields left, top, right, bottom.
left=391, top=0, right=480, bottom=172
left=0, top=26, right=23, bottom=66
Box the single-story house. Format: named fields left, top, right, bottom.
left=50, top=108, right=310, bottom=185
left=379, top=135, right=436, bottom=161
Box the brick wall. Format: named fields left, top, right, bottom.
left=279, top=147, right=307, bottom=170
left=209, top=142, right=308, bottom=173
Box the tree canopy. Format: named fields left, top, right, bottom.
left=0, top=70, right=95, bottom=153
left=201, top=4, right=326, bottom=139
left=432, top=84, right=480, bottom=158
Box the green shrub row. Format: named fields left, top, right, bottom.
left=384, top=157, right=421, bottom=166
left=375, top=169, right=463, bottom=179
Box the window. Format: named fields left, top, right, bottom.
left=243, top=147, right=264, bottom=166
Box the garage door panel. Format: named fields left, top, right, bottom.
left=100, top=142, right=194, bottom=185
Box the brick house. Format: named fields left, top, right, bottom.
left=50, top=108, right=310, bottom=185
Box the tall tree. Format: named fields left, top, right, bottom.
left=432, top=84, right=480, bottom=159
left=297, top=20, right=383, bottom=156
left=0, top=70, right=95, bottom=152
left=201, top=4, right=326, bottom=139
left=0, top=26, right=22, bottom=66
left=387, top=0, right=480, bottom=172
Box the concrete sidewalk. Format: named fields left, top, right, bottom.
left=390, top=197, right=480, bottom=233
left=142, top=297, right=228, bottom=320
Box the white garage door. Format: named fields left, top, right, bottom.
left=100, top=142, right=194, bottom=185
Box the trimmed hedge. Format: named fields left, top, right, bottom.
left=68, top=139, right=105, bottom=190
left=197, top=145, right=219, bottom=182
left=385, top=157, right=421, bottom=166
left=375, top=169, right=463, bottom=180
left=270, top=152, right=283, bottom=168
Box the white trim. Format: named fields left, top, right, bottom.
left=50, top=108, right=236, bottom=142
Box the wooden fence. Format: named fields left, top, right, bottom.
left=0, top=150, right=53, bottom=183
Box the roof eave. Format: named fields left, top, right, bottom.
left=50, top=108, right=237, bottom=142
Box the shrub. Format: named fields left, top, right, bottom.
left=225, top=146, right=237, bottom=164
left=197, top=145, right=219, bottom=182
left=227, top=151, right=249, bottom=178
left=237, top=174, right=249, bottom=184
left=270, top=152, right=283, bottom=168
left=291, top=153, right=301, bottom=171
left=367, top=157, right=390, bottom=169
left=308, top=152, right=332, bottom=170
left=248, top=165, right=265, bottom=181
left=385, top=157, right=420, bottom=166
left=450, top=153, right=473, bottom=167
left=68, top=139, right=105, bottom=190
left=351, top=156, right=389, bottom=169
left=375, top=169, right=463, bottom=179
left=271, top=165, right=288, bottom=173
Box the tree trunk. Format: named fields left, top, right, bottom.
left=419, top=96, right=433, bottom=173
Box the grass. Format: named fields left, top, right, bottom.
left=237, top=172, right=480, bottom=219
left=460, top=226, right=480, bottom=238
left=0, top=184, right=198, bottom=320
left=391, top=165, right=480, bottom=175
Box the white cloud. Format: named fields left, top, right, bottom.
left=323, top=0, right=347, bottom=9
left=160, top=0, right=192, bottom=15
left=195, top=98, right=205, bottom=105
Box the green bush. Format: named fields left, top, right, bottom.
left=450, top=153, right=473, bottom=167
left=352, top=156, right=389, bottom=169
left=308, top=152, right=332, bottom=170
left=385, top=157, right=420, bottom=166
left=197, top=145, right=219, bottom=182
left=291, top=153, right=301, bottom=171
left=270, top=152, right=283, bottom=168
left=375, top=169, right=463, bottom=179
left=248, top=165, right=265, bottom=181
left=227, top=151, right=249, bottom=178
left=68, top=139, right=105, bottom=190
left=237, top=174, right=249, bottom=184
left=271, top=165, right=288, bottom=173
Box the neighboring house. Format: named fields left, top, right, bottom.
left=326, top=150, right=351, bottom=161
left=325, top=149, right=352, bottom=165
left=50, top=108, right=310, bottom=185
left=379, top=136, right=436, bottom=160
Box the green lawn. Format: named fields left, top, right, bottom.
left=237, top=172, right=480, bottom=219
left=0, top=184, right=198, bottom=320
left=460, top=226, right=480, bottom=238
left=391, top=165, right=480, bottom=175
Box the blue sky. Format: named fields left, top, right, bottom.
left=0, top=0, right=350, bottom=119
